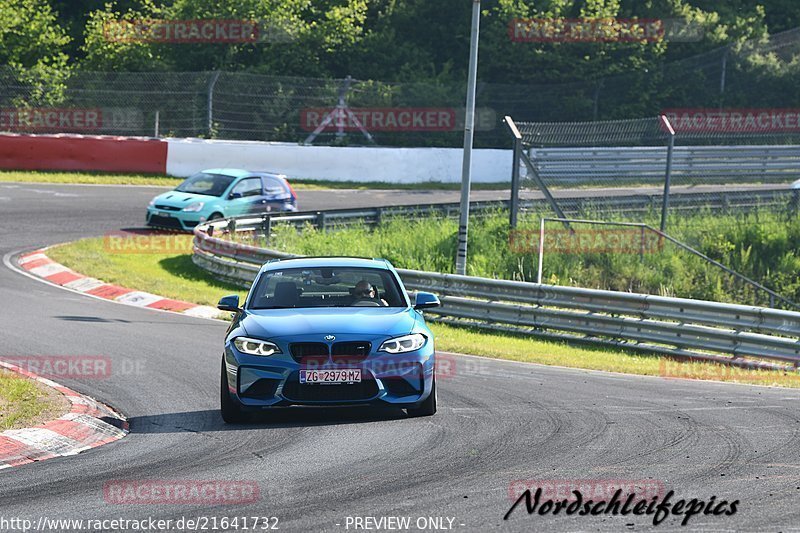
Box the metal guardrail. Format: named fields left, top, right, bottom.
left=192, top=219, right=800, bottom=368
left=529, top=145, right=800, bottom=183
left=205, top=187, right=795, bottom=234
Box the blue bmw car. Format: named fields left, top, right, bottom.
left=217, top=257, right=441, bottom=423
left=146, top=168, right=297, bottom=231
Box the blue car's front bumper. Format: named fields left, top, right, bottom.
left=222, top=334, right=435, bottom=409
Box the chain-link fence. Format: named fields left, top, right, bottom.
left=506, top=114, right=800, bottom=309
left=2, top=27, right=800, bottom=147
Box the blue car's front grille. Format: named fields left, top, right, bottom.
left=148, top=215, right=183, bottom=229
left=331, top=341, right=371, bottom=363
left=155, top=204, right=182, bottom=211
left=289, top=341, right=372, bottom=364
left=289, top=342, right=329, bottom=364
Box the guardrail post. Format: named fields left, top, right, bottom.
left=316, top=211, right=326, bottom=231
left=227, top=218, right=237, bottom=235
left=261, top=215, right=272, bottom=245
left=375, top=207, right=383, bottom=227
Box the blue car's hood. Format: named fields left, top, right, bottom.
left=241, top=307, right=417, bottom=339
left=153, top=190, right=216, bottom=208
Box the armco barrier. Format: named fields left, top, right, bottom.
left=0, top=133, right=167, bottom=174
left=192, top=218, right=800, bottom=368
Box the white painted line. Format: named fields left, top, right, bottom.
left=18, top=253, right=48, bottom=265
left=115, top=291, right=163, bottom=307
left=3, top=428, right=81, bottom=456
left=28, top=263, right=69, bottom=278
left=63, top=277, right=105, bottom=292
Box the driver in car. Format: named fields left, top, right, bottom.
left=352, top=280, right=388, bottom=306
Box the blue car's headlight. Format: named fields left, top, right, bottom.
left=378, top=333, right=426, bottom=354
left=233, top=337, right=281, bottom=356
left=148, top=196, right=158, bottom=207
left=182, top=201, right=205, bottom=212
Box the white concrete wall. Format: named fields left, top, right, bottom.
left=165, top=138, right=511, bottom=183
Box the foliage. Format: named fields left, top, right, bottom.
left=0, top=0, right=72, bottom=105
left=260, top=207, right=800, bottom=309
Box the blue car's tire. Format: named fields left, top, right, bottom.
left=220, top=358, right=248, bottom=424
left=406, top=376, right=437, bottom=417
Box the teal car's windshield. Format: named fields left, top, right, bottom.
left=249, top=267, right=406, bottom=309
left=175, top=173, right=236, bottom=197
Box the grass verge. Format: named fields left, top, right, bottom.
left=0, top=170, right=509, bottom=190
left=0, top=369, right=69, bottom=430
left=44, top=235, right=800, bottom=388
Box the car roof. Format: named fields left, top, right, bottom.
left=260, top=256, right=391, bottom=272
left=201, top=168, right=288, bottom=180
left=201, top=168, right=252, bottom=179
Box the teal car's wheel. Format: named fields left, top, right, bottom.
left=220, top=358, right=248, bottom=424
left=406, top=376, right=437, bottom=417
left=208, top=212, right=223, bottom=221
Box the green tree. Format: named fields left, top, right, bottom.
left=0, top=0, right=72, bottom=104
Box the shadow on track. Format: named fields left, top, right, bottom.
left=129, top=406, right=409, bottom=434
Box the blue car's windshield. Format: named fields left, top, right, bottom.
left=249, top=267, right=406, bottom=309
left=175, top=173, right=236, bottom=197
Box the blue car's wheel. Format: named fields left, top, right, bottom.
left=220, top=358, right=248, bottom=424
left=406, top=376, right=437, bottom=417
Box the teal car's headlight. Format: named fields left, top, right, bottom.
left=182, top=201, right=205, bottom=212
left=378, top=333, right=426, bottom=354
left=148, top=196, right=158, bottom=207
left=233, top=337, right=281, bottom=356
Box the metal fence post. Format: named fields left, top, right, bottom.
left=640, top=225, right=645, bottom=261
left=504, top=116, right=523, bottom=228
left=455, top=0, right=482, bottom=276
left=536, top=217, right=545, bottom=284
left=207, top=71, right=221, bottom=137
left=154, top=110, right=160, bottom=138
left=660, top=115, right=676, bottom=232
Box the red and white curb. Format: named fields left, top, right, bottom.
left=0, top=361, right=128, bottom=469
left=17, top=250, right=220, bottom=319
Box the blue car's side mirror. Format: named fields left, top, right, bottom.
left=218, top=295, right=242, bottom=313
left=413, top=292, right=440, bottom=310
left=229, top=192, right=243, bottom=200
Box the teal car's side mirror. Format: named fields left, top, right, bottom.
left=218, top=295, right=242, bottom=313
left=229, top=192, right=243, bottom=200
left=413, top=292, right=440, bottom=310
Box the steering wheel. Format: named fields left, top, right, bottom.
left=352, top=300, right=381, bottom=307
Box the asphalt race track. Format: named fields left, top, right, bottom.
left=2, top=182, right=800, bottom=532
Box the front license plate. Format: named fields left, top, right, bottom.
left=300, top=369, right=361, bottom=384
left=160, top=212, right=171, bottom=217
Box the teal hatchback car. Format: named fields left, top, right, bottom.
left=146, top=168, right=298, bottom=231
